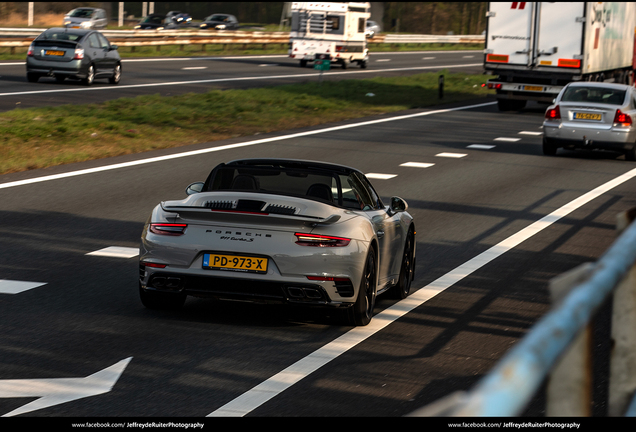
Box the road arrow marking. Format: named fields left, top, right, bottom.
left=0, top=357, right=132, bottom=417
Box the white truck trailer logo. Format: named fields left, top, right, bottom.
left=484, top=2, right=636, bottom=111
left=289, top=2, right=370, bottom=69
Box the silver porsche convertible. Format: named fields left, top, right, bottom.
left=139, top=159, right=416, bottom=326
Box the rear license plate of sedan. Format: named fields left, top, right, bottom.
left=524, top=85, right=543, bottom=91
left=45, top=50, right=65, bottom=56
left=203, top=253, right=268, bottom=273
left=574, top=112, right=602, bottom=121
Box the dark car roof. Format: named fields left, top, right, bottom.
left=42, top=27, right=94, bottom=36
left=222, top=158, right=361, bottom=175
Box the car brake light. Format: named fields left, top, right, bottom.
left=27, top=44, right=34, bottom=56
left=545, top=105, right=561, bottom=120
left=487, top=83, right=502, bottom=90
left=614, top=109, right=633, bottom=126
left=294, top=233, right=350, bottom=247
left=143, top=262, right=168, bottom=268
left=73, top=48, right=84, bottom=60
left=149, top=223, right=187, bottom=236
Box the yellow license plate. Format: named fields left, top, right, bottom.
left=45, top=50, right=65, bottom=56
left=574, top=112, right=602, bottom=120
left=524, top=85, right=543, bottom=91
left=203, top=253, right=268, bottom=273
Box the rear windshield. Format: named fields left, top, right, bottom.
left=37, top=31, right=84, bottom=42
left=69, top=9, right=94, bottom=18
left=562, top=86, right=626, bottom=105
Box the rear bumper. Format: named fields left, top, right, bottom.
left=140, top=266, right=355, bottom=307
left=544, top=122, right=636, bottom=151
left=26, top=58, right=87, bottom=78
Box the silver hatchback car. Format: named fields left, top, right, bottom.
left=543, top=82, right=636, bottom=160
left=63, top=7, right=108, bottom=30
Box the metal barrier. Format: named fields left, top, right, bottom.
left=408, top=209, right=636, bottom=417
left=0, top=29, right=485, bottom=52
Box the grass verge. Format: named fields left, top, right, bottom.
left=0, top=70, right=493, bottom=175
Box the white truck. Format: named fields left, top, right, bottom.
left=289, top=2, right=371, bottom=69
left=484, top=2, right=636, bottom=111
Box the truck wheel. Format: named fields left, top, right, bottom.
left=341, top=59, right=349, bottom=69
left=360, top=59, right=368, bottom=69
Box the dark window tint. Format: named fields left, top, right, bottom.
left=562, top=86, right=626, bottom=105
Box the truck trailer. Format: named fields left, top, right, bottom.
left=484, top=2, right=636, bottom=111
left=289, top=2, right=371, bottom=69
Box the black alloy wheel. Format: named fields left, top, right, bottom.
left=347, top=250, right=377, bottom=326
left=391, top=228, right=414, bottom=299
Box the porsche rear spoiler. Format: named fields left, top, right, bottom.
left=161, top=204, right=342, bottom=226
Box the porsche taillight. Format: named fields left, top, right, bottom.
left=149, top=223, right=187, bottom=236
left=294, top=233, right=350, bottom=247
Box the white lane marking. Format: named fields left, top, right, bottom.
left=400, top=162, right=435, bottom=168
left=375, top=59, right=391, bottom=62
left=436, top=152, right=467, bottom=158
left=258, top=64, right=279, bottom=67
left=86, top=247, right=139, bottom=258
left=0, top=101, right=496, bottom=190
left=365, top=173, right=397, bottom=179
left=0, top=63, right=483, bottom=98
left=462, top=55, right=475, bottom=58
left=422, top=57, right=436, bottom=60
left=519, top=131, right=543, bottom=136
left=182, top=67, right=207, bottom=70
left=494, top=137, right=521, bottom=142
left=0, top=357, right=132, bottom=417
left=208, top=166, right=636, bottom=417
left=467, top=144, right=495, bottom=150
left=0, top=280, right=47, bottom=294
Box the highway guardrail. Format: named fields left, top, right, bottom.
left=408, top=208, right=636, bottom=417
left=0, top=29, right=485, bottom=53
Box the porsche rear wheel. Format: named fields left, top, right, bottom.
left=139, top=283, right=186, bottom=310
left=346, top=249, right=377, bottom=326
left=390, top=228, right=415, bottom=299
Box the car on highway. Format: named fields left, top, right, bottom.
left=199, top=14, right=239, bottom=30
left=134, top=13, right=166, bottom=30
left=163, top=12, right=199, bottom=29
left=63, top=7, right=108, bottom=30
left=365, top=20, right=381, bottom=38
left=26, top=28, right=121, bottom=85
left=139, top=158, right=416, bottom=326
left=543, top=82, right=636, bottom=160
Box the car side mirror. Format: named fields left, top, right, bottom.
left=186, top=181, right=204, bottom=195
left=390, top=196, right=408, bottom=213
left=110, top=44, right=118, bottom=50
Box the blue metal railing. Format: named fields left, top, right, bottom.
left=410, top=210, right=636, bottom=417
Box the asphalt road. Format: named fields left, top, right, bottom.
left=0, top=52, right=631, bottom=419
left=0, top=50, right=483, bottom=111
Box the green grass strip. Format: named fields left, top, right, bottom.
left=0, top=70, right=493, bottom=175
